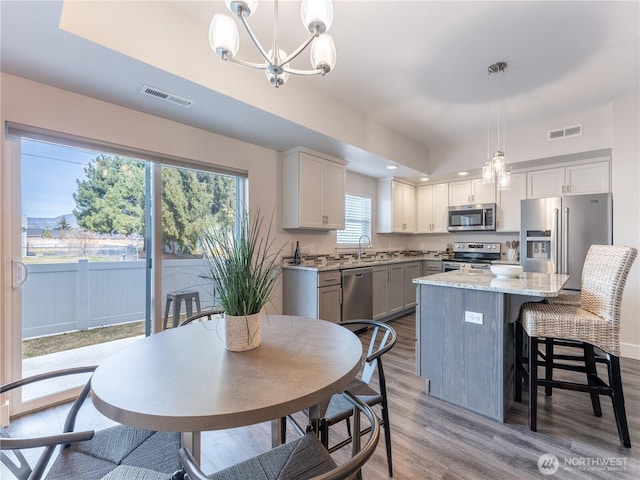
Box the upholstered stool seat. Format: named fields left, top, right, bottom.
left=520, top=303, right=618, bottom=355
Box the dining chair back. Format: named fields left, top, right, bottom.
left=516, top=244, right=637, bottom=447
left=179, top=307, right=225, bottom=327
left=178, top=391, right=380, bottom=480
left=319, top=320, right=396, bottom=477
left=1, top=366, right=181, bottom=479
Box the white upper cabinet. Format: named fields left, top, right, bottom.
left=448, top=178, right=495, bottom=206
left=416, top=183, right=449, bottom=233
left=527, top=161, right=610, bottom=199
left=377, top=179, right=415, bottom=233
left=496, top=172, right=526, bottom=232
left=282, top=147, right=346, bottom=230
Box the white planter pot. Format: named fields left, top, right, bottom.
left=223, top=312, right=262, bottom=352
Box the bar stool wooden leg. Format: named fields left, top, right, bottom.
left=528, top=335, right=538, bottom=432
left=515, top=322, right=523, bottom=402
left=544, top=338, right=553, bottom=396
left=584, top=343, right=602, bottom=417
left=608, top=355, right=631, bottom=448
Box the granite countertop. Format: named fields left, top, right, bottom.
left=282, top=254, right=446, bottom=272
left=413, top=270, right=570, bottom=297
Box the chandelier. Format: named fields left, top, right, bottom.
left=209, top=0, right=337, bottom=88
left=482, top=62, right=511, bottom=190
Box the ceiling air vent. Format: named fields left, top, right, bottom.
left=139, top=85, right=194, bottom=109
left=547, top=124, right=582, bottom=141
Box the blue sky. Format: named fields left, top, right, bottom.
left=22, top=139, right=98, bottom=218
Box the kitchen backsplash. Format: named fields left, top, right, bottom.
left=282, top=249, right=443, bottom=267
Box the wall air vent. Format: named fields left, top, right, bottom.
left=139, top=85, right=194, bottom=109
left=547, top=124, right=582, bottom=141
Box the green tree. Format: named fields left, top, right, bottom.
left=73, top=155, right=237, bottom=255
left=56, top=216, right=71, bottom=230
left=73, top=155, right=145, bottom=236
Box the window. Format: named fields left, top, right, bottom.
left=337, top=194, right=371, bottom=245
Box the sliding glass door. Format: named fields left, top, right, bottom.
left=4, top=132, right=244, bottom=414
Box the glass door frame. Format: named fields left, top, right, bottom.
left=2, top=127, right=247, bottom=417
left=2, top=133, right=157, bottom=415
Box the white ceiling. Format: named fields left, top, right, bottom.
left=1, top=1, right=638, bottom=181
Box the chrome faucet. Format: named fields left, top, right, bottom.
left=357, top=234, right=371, bottom=261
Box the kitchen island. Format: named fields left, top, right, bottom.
left=413, top=270, right=569, bottom=422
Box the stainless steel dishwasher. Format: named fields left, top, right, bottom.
left=341, top=267, right=373, bottom=323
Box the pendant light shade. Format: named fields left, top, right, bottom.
left=482, top=62, right=510, bottom=190
left=301, top=0, right=333, bottom=33
left=209, top=14, right=239, bottom=58
left=498, top=167, right=511, bottom=190
left=310, top=34, right=336, bottom=73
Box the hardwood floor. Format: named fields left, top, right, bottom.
left=5, top=313, right=639, bottom=479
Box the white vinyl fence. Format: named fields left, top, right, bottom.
left=23, top=259, right=216, bottom=338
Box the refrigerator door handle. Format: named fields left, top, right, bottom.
left=562, top=207, right=569, bottom=274
left=554, top=208, right=560, bottom=274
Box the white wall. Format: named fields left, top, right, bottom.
left=612, top=94, right=640, bottom=359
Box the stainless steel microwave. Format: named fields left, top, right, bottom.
left=447, top=203, right=496, bottom=231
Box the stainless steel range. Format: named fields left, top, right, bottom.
left=442, top=242, right=501, bottom=272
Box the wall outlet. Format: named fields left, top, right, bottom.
left=465, top=311, right=484, bottom=325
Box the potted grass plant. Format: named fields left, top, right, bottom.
left=200, top=209, right=284, bottom=351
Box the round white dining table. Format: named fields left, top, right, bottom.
left=90, top=315, right=363, bottom=461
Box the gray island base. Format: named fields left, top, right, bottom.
left=413, top=271, right=569, bottom=422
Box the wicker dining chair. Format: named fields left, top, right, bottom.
left=178, top=391, right=380, bottom=480
left=179, top=307, right=225, bottom=327
left=516, top=244, right=637, bottom=447
left=316, top=320, right=396, bottom=478
left=1, top=366, right=181, bottom=480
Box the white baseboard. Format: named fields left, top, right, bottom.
left=620, top=342, right=640, bottom=360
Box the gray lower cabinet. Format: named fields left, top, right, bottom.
left=372, top=266, right=389, bottom=321
left=422, top=259, right=442, bottom=276
left=403, top=262, right=421, bottom=309
left=318, top=284, right=341, bottom=323
left=283, top=269, right=342, bottom=323
left=373, top=262, right=419, bottom=320
left=388, top=265, right=404, bottom=315
left=372, top=265, right=403, bottom=320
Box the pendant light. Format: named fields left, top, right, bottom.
left=482, top=62, right=511, bottom=190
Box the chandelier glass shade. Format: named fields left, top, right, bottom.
left=482, top=62, right=510, bottom=190
left=209, top=0, right=336, bottom=88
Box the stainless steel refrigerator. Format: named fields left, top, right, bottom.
left=520, top=193, right=612, bottom=291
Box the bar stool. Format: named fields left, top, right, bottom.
left=516, top=244, right=637, bottom=447
left=163, top=290, right=201, bottom=329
